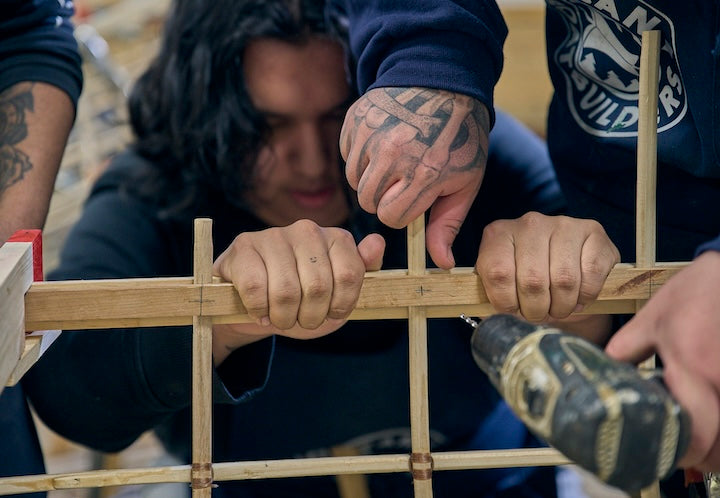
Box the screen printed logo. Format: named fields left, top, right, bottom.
left=549, top=0, right=686, bottom=137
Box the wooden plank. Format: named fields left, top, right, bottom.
left=24, top=277, right=201, bottom=328
left=24, top=264, right=685, bottom=331
left=0, top=241, right=33, bottom=393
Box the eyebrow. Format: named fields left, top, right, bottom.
left=258, top=95, right=355, bottom=120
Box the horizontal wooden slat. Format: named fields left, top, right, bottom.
left=23, top=264, right=685, bottom=331
left=0, top=448, right=569, bottom=494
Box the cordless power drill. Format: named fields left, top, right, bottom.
left=464, top=313, right=691, bottom=492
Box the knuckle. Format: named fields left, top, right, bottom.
left=271, top=284, right=300, bottom=307
left=481, top=264, right=515, bottom=288
left=482, top=220, right=508, bottom=238
left=334, top=264, right=364, bottom=287
left=582, top=256, right=609, bottom=278
left=518, top=272, right=548, bottom=296
left=291, top=219, right=322, bottom=236
left=551, top=267, right=579, bottom=291
left=518, top=211, right=545, bottom=229
left=328, top=306, right=352, bottom=319
left=302, top=277, right=331, bottom=300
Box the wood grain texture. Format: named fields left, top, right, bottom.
left=0, top=242, right=33, bottom=393
left=191, top=219, right=213, bottom=497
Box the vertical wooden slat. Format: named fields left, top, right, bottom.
left=636, top=30, right=660, bottom=271
left=635, top=30, right=662, bottom=498
left=192, top=218, right=214, bottom=497
left=407, top=216, right=433, bottom=497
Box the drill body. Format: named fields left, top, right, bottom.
left=470, top=314, right=690, bottom=492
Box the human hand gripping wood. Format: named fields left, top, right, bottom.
left=605, top=250, right=720, bottom=472
left=340, top=87, right=489, bottom=270
left=211, top=220, right=385, bottom=365
left=475, top=212, right=620, bottom=342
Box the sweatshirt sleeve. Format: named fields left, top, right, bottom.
left=329, top=0, right=507, bottom=118
left=0, top=0, right=83, bottom=107
left=23, top=183, right=271, bottom=453
left=695, top=235, right=720, bottom=257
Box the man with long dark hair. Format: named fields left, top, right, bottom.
left=25, top=1, right=619, bottom=496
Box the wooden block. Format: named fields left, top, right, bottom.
left=7, top=229, right=42, bottom=281
left=0, top=240, right=34, bottom=393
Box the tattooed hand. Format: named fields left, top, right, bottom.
left=340, top=87, right=490, bottom=269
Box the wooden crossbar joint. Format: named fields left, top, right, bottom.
left=410, top=452, right=433, bottom=481
left=190, top=462, right=215, bottom=490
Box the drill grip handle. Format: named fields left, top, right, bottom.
left=471, top=314, right=690, bottom=492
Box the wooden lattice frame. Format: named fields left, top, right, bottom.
left=0, top=31, right=676, bottom=498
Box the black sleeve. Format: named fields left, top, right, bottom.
left=0, top=0, right=83, bottom=107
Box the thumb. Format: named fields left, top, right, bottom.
left=357, top=233, right=386, bottom=271
left=425, top=191, right=476, bottom=270
left=604, top=316, right=657, bottom=364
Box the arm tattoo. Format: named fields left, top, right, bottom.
left=0, top=84, right=34, bottom=195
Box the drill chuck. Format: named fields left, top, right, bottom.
left=471, top=314, right=690, bottom=492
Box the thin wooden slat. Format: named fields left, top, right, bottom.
left=0, top=448, right=570, bottom=495
left=635, top=30, right=662, bottom=498
left=192, top=218, right=214, bottom=497
left=5, top=336, right=42, bottom=387
left=406, top=216, right=433, bottom=498
left=636, top=30, right=660, bottom=270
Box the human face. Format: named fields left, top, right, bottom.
left=243, top=37, right=351, bottom=227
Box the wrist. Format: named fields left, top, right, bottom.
left=212, top=323, right=271, bottom=366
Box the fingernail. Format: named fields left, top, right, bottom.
left=574, top=304, right=585, bottom=313
left=258, top=316, right=270, bottom=326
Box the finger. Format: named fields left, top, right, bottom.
left=513, top=214, right=551, bottom=322
left=604, top=315, right=657, bottom=364
left=290, top=222, right=334, bottom=330
left=355, top=127, right=421, bottom=219
left=476, top=221, right=520, bottom=315
left=343, top=118, right=375, bottom=192
left=425, top=184, right=480, bottom=270
left=325, top=228, right=366, bottom=321
left=258, top=232, right=302, bottom=330
left=215, top=238, right=272, bottom=326
left=578, top=228, right=620, bottom=307
left=374, top=158, right=441, bottom=229
left=548, top=219, right=583, bottom=319
left=663, top=362, right=720, bottom=470
left=357, top=233, right=386, bottom=272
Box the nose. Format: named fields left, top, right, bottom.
left=292, top=121, right=334, bottom=178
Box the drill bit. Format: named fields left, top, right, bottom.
left=459, top=313, right=479, bottom=329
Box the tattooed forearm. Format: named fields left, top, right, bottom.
left=0, top=84, right=34, bottom=195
